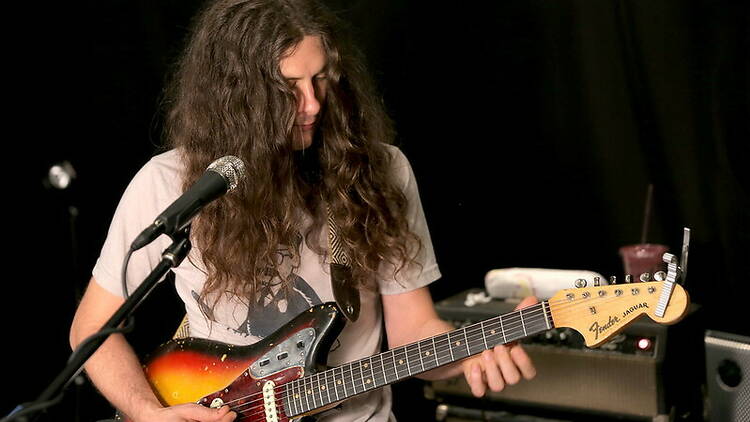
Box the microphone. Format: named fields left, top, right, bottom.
left=130, top=155, right=246, bottom=251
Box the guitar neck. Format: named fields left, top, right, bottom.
left=284, top=300, right=554, bottom=416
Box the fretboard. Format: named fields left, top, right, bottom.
left=284, top=300, right=554, bottom=416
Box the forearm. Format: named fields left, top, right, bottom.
left=71, top=329, right=162, bottom=421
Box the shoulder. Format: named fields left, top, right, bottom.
left=140, top=149, right=184, bottom=180
left=120, top=149, right=186, bottom=207
left=130, top=149, right=184, bottom=188
left=381, top=144, right=414, bottom=191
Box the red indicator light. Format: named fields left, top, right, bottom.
left=637, top=338, right=652, bottom=350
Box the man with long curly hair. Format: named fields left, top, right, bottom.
left=70, top=1, right=536, bottom=421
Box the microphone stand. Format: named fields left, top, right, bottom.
left=4, top=228, right=192, bottom=422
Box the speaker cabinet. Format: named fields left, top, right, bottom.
left=704, top=330, right=750, bottom=422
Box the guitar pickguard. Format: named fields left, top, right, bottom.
left=249, top=328, right=317, bottom=378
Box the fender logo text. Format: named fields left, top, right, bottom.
left=589, top=315, right=620, bottom=340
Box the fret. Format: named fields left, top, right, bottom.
left=297, top=378, right=305, bottom=414
left=365, top=357, right=375, bottom=390
left=486, top=317, right=502, bottom=346
left=446, top=331, right=455, bottom=361
left=465, top=325, right=482, bottom=355
left=500, top=314, right=508, bottom=343
left=390, top=350, right=400, bottom=382
left=451, top=329, right=469, bottom=360
left=519, top=308, right=528, bottom=336
left=303, top=375, right=311, bottom=413
left=314, top=373, right=324, bottom=409
left=480, top=320, right=489, bottom=350
left=332, top=367, right=340, bottom=402
left=359, top=361, right=367, bottom=392
left=284, top=383, right=294, bottom=417
left=349, top=362, right=358, bottom=395
left=296, top=380, right=303, bottom=415
left=416, top=341, right=425, bottom=372
left=380, top=355, right=388, bottom=386
left=284, top=382, right=292, bottom=416
left=404, top=345, right=413, bottom=376
left=404, top=344, right=421, bottom=375
left=338, top=365, right=347, bottom=398
left=420, top=338, right=437, bottom=370
left=430, top=337, right=438, bottom=369
left=542, top=301, right=551, bottom=329
left=323, top=370, right=331, bottom=405
left=380, top=353, right=388, bottom=385
left=434, top=333, right=449, bottom=366
left=394, top=346, right=409, bottom=379
left=375, top=355, right=386, bottom=387
left=462, top=327, right=470, bottom=356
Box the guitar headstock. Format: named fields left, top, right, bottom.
left=548, top=281, right=690, bottom=347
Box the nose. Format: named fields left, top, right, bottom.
left=296, top=80, right=321, bottom=117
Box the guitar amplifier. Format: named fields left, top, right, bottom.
left=429, top=289, right=704, bottom=422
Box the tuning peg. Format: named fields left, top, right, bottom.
left=593, top=277, right=601, bottom=287
left=625, top=275, right=633, bottom=283
left=575, top=278, right=587, bottom=288
left=639, top=272, right=651, bottom=282
left=609, top=276, right=617, bottom=285
left=653, top=271, right=666, bottom=281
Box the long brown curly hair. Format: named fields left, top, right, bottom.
left=162, top=0, right=420, bottom=309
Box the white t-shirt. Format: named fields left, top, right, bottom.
left=93, top=145, right=441, bottom=421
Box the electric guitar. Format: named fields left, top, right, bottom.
left=117, top=279, right=689, bottom=421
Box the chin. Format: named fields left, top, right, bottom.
left=292, top=136, right=314, bottom=151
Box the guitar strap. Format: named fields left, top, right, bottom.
left=327, top=207, right=360, bottom=322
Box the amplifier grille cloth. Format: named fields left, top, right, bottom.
left=431, top=345, right=660, bottom=417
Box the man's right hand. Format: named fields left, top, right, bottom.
left=132, top=404, right=236, bottom=422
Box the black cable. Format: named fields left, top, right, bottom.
left=122, top=247, right=135, bottom=299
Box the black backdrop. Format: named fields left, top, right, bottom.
left=6, top=0, right=748, bottom=420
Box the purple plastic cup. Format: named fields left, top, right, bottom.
left=618, top=244, right=669, bottom=281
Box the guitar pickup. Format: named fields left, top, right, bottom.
left=259, top=358, right=270, bottom=367
left=277, top=351, right=289, bottom=360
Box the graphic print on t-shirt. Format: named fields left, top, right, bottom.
left=191, top=237, right=322, bottom=340
left=234, top=273, right=322, bottom=338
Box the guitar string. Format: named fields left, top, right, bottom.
left=225, top=291, right=655, bottom=418
left=229, top=297, right=569, bottom=420
left=220, top=305, right=551, bottom=417
left=232, top=310, right=643, bottom=419
left=220, top=301, right=551, bottom=408
left=224, top=290, right=653, bottom=416
left=229, top=301, right=569, bottom=415
left=214, top=289, right=662, bottom=415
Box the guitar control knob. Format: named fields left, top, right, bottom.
left=575, top=279, right=587, bottom=288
